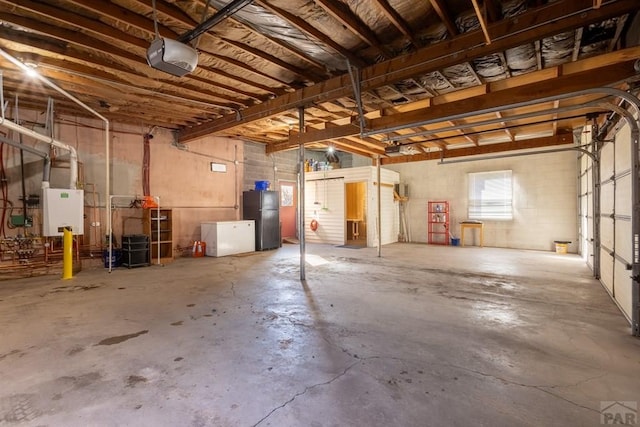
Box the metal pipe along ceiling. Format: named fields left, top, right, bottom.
left=0, top=118, right=78, bottom=189
left=364, top=88, right=640, bottom=138
left=384, top=96, right=613, bottom=143
left=0, top=135, right=51, bottom=184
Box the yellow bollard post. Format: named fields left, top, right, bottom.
left=62, top=227, right=73, bottom=279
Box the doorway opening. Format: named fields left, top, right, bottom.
left=279, top=180, right=297, bottom=243
left=345, top=182, right=367, bottom=246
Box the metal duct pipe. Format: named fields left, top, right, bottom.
left=0, top=134, right=49, bottom=159
left=0, top=119, right=77, bottom=189
left=0, top=135, right=51, bottom=185
left=438, top=145, right=596, bottom=164
left=0, top=47, right=109, bottom=188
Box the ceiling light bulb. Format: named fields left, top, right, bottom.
left=25, top=67, right=38, bottom=78
left=327, top=146, right=334, bottom=153
left=23, top=62, right=38, bottom=78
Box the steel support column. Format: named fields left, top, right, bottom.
left=298, top=107, right=306, bottom=281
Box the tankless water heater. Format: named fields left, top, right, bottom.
left=42, top=188, right=84, bottom=236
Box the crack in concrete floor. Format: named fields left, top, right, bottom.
left=251, top=360, right=361, bottom=427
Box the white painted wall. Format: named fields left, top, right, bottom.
left=372, top=168, right=401, bottom=246
left=305, top=177, right=345, bottom=245
left=385, top=151, right=578, bottom=251
left=304, top=166, right=399, bottom=246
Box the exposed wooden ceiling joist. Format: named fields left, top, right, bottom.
left=371, top=0, right=418, bottom=45
left=179, top=0, right=638, bottom=142
left=470, top=0, right=492, bottom=45
left=314, top=0, right=392, bottom=58
left=428, top=0, right=458, bottom=37
left=380, top=132, right=574, bottom=165
left=267, top=47, right=640, bottom=149
left=254, top=0, right=365, bottom=69
left=0, top=0, right=635, bottom=163
left=0, top=13, right=252, bottom=106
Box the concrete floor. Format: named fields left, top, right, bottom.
left=1, top=243, right=638, bottom=426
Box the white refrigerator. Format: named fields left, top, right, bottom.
left=201, top=220, right=255, bottom=257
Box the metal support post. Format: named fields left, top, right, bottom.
left=298, top=106, right=306, bottom=281
left=377, top=155, right=382, bottom=258
left=62, top=227, right=73, bottom=279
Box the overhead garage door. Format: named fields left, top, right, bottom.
left=581, top=118, right=637, bottom=328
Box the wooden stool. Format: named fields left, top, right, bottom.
left=460, top=222, right=484, bottom=247
left=347, top=218, right=361, bottom=240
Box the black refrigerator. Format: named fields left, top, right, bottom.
left=242, top=190, right=280, bottom=251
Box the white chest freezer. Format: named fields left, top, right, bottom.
left=201, top=220, right=255, bottom=257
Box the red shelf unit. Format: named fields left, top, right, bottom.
left=428, top=201, right=449, bottom=245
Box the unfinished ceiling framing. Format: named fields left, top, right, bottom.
left=0, top=0, right=638, bottom=163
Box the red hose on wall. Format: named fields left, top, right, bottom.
left=0, top=141, right=8, bottom=238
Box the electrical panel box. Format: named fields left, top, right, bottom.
left=43, top=188, right=84, bottom=236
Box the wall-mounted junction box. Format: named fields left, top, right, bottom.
left=10, top=215, right=32, bottom=227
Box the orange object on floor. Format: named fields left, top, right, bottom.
left=192, top=240, right=206, bottom=257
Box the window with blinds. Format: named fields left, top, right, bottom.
left=468, top=170, right=513, bottom=220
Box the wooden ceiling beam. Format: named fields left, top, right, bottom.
left=608, top=14, right=628, bottom=52
left=0, top=14, right=251, bottom=106
left=314, top=0, right=392, bottom=58
left=64, top=0, right=303, bottom=88
left=0, top=0, right=155, bottom=48
left=380, top=133, right=574, bottom=164
left=370, top=60, right=637, bottom=135
left=0, top=89, right=195, bottom=128
left=0, top=67, right=218, bottom=120
left=427, top=0, right=458, bottom=37
left=220, top=38, right=322, bottom=82
left=534, top=40, right=543, bottom=70
left=572, top=28, right=583, bottom=61
left=71, top=0, right=318, bottom=81
left=265, top=120, right=361, bottom=154
left=0, top=12, right=142, bottom=64
left=446, top=120, right=478, bottom=145
left=64, top=0, right=179, bottom=38
left=284, top=51, right=640, bottom=145
left=371, top=0, right=418, bottom=45
left=206, top=52, right=297, bottom=88
left=343, top=135, right=386, bottom=151
left=552, top=100, right=560, bottom=135
left=0, top=40, right=240, bottom=111
left=484, top=0, right=501, bottom=22
left=333, top=138, right=381, bottom=157
left=495, top=112, right=515, bottom=141
left=196, top=2, right=326, bottom=75
left=470, top=0, right=492, bottom=45
left=1, top=27, right=277, bottom=101
left=255, top=0, right=365, bottom=68
left=179, top=0, right=639, bottom=141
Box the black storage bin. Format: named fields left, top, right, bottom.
left=121, top=234, right=150, bottom=268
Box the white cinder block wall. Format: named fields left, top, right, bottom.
left=384, top=151, right=578, bottom=252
